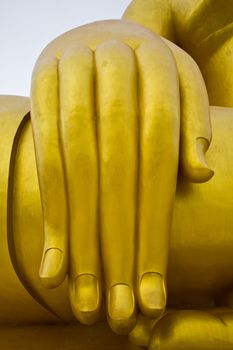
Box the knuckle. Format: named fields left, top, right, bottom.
left=33, top=56, right=57, bottom=82
left=32, top=67, right=57, bottom=96
left=96, top=40, right=134, bottom=65
left=60, top=44, right=93, bottom=69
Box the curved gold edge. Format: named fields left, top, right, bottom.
left=7, top=112, right=63, bottom=322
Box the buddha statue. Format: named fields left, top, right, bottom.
left=1, top=0, right=233, bottom=349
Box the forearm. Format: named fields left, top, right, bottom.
left=171, top=0, right=233, bottom=107
left=171, top=0, right=233, bottom=53
left=123, top=0, right=175, bottom=42
left=123, top=0, right=233, bottom=106
left=123, top=0, right=233, bottom=55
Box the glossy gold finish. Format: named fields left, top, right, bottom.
left=124, top=0, right=233, bottom=107
left=1, top=0, right=233, bottom=348
left=0, top=96, right=60, bottom=324
left=30, top=19, right=214, bottom=334
left=1, top=98, right=233, bottom=348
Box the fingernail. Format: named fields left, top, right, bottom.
left=40, top=248, right=63, bottom=280
left=71, top=275, right=101, bottom=325
left=108, top=284, right=134, bottom=320
left=74, top=274, right=99, bottom=313
left=139, top=272, right=166, bottom=318
left=108, top=284, right=136, bottom=334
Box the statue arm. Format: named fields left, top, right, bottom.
left=123, top=0, right=233, bottom=53
left=123, top=0, right=175, bottom=42
left=123, top=0, right=233, bottom=106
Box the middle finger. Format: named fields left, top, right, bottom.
left=95, top=40, right=138, bottom=334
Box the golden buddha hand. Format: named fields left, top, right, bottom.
left=31, top=20, right=213, bottom=334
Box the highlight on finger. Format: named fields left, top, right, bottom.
left=39, top=247, right=65, bottom=288
left=31, top=55, right=68, bottom=288
left=139, top=272, right=167, bottom=318
left=95, top=40, right=138, bottom=334
left=135, top=38, right=180, bottom=318
left=58, top=44, right=101, bottom=324
left=69, top=274, right=101, bottom=325
left=107, top=284, right=136, bottom=335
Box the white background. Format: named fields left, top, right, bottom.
left=0, top=0, right=131, bottom=96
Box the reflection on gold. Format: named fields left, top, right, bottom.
left=1, top=0, right=233, bottom=348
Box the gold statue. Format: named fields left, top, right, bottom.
left=1, top=0, right=233, bottom=349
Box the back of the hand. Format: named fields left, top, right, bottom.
left=31, top=19, right=213, bottom=334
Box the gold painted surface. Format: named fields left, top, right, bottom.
left=0, top=323, right=139, bottom=350
left=10, top=112, right=74, bottom=323
left=0, top=99, right=232, bottom=348
left=10, top=106, right=233, bottom=314
left=30, top=19, right=213, bottom=334
left=1, top=0, right=233, bottom=348
left=124, top=0, right=233, bottom=106
left=30, top=22, right=180, bottom=334
left=0, top=96, right=58, bottom=323
left=130, top=308, right=233, bottom=349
